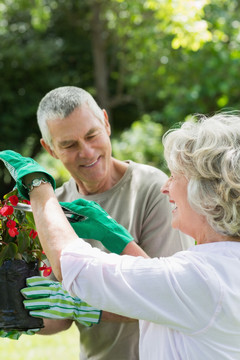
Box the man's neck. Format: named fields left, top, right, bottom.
left=75, top=158, right=128, bottom=195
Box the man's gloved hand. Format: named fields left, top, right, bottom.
left=21, top=276, right=101, bottom=327
left=0, top=150, right=55, bottom=199
left=61, top=199, right=134, bottom=254
left=0, top=328, right=39, bottom=340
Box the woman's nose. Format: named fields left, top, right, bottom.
left=161, top=178, right=170, bottom=194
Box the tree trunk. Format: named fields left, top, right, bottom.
left=90, top=0, right=111, bottom=119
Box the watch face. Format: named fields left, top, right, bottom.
left=33, top=179, right=41, bottom=186
left=25, top=178, right=48, bottom=193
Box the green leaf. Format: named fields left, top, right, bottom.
left=22, top=252, right=36, bottom=263
left=0, top=243, right=18, bottom=266
left=3, top=231, right=13, bottom=244
left=25, top=212, right=36, bottom=229
left=3, top=188, right=18, bottom=200
left=17, top=231, right=30, bottom=253
left=14, top=209, right=26, bottom=225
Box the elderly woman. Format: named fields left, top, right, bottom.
left=1, top=112, right=240, bottom=359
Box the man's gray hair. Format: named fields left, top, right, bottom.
left=37, top=86, right=105, bottom=148
left=163, top=111, right=240, bottom=238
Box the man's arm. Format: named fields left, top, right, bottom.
left=39, top=319, right=73, bottom=335
left=121, top=240, right=149, bottom=258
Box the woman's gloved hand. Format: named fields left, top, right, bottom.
left=0, top=150, right=134, bottom=254
left=21, top=276, right=102, bottom=327
left=0, top=150, right=55, bottom=199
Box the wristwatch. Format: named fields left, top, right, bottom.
left=24, top=177, right=51, bottom=193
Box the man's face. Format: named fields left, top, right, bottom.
left=44, top=104, right=112, bottom=192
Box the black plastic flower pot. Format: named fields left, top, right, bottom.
left=0, top=259, right=44, bottom=331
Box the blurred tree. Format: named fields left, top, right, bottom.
left=0, top=0, right=240, bottom=197
left=112, top=114, right=168, bottom=173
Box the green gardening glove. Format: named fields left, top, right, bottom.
left=0, top=328, right=39, bottom=340
left=0, top=150, right=55, bottom=199
left=0, top=150, right=133, bottom=254
left=61, top=198, right=134, bottom=254
left=21, top=276, right=101, bottom=327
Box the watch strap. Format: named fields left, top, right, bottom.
left=24, top=177, right=51, bottom=194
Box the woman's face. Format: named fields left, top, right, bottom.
left=161, top=172, right=205, bottom=240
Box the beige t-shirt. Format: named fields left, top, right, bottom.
left=56, top=160, right=194, bottom=360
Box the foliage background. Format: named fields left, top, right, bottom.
left=0, top=0, right=240, bottom=198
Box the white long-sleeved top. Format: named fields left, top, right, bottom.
left=61, top=240, right=240, bottom=360
left=56, top=161, right=194, bottom=360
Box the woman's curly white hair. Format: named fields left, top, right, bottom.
left=163, top=112, right=240, bottom=238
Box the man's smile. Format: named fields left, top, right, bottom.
left=81, top=156, right=100, bottom=168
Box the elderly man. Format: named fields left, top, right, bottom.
left=34, top=86, right=193, bottom=360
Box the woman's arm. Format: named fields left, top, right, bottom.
left=29, top=183, right=148, bottom=281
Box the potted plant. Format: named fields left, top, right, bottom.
left=0, top=189, right=51, bottom=331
